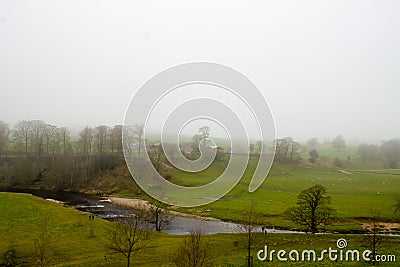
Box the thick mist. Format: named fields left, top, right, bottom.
left=0, top=1, right=399, bottom=142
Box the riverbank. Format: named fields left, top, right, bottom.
left=109, top=197, right=223, bottom=222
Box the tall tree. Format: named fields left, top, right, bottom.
left=286, top=184, right=335, bottom=233
left=332, top=135, right=346, bottom=151
left=13, top=120, right=32, bottom=154
left=364, top=209, right=382, bottom=265
left=274, top=137, right=302, bottom=163
left=43, top=124, right=57, bottom=154
left=309, top=149, right=319, bottom=164
left=133, top=124, right=144, bottom=156
left=94, top=125, right=109, bottom=155
left=79, top=127, right=93, bottom=158
left=357, top=144, right=380, bottom=164
left=30, top=120, right=47, bottom=157
left=0, top=120, right=10, bottom=157
left=59, top=127, right=70, bottom=156
left=306, top=138, right=320, bottom=149
left=380, top=139, right=400, bottom=168
left=110, top=125, right=123, bottom=154
left=242, top=200, right=258, bottom=267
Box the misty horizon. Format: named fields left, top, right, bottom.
left=1, top=1, right=399, bottom=144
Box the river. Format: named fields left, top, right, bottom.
left=2, top=189, right=301, bottom=235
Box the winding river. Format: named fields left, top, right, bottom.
left=3, top=189, right=299, bottom=235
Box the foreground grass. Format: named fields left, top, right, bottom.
left=1, top=192, right=399, bottom=266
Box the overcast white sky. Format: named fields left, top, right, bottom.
left=0, top=0, right=399, bottom=143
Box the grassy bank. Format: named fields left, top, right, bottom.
left=1, top=192, right=399, bottom=266
left=116, top=159, right=400, bottom=233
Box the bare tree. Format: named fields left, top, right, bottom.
left=59, top=127, right=70, bottom=156
left=148, top=142, right=165, bottom=172
left=274, top=137, right=302, bottom=163
left=107, top=214, right=147, bottom=267
left=0, top=120, right=9, bottom=157
left=110, top=125, right=123, bottom=154
left=240, top=200, right=259, bottom=267
left=364, top=209, right=382, bottom=265
left=306, top=138, right=320, bottom=149
left=286, top=184, right=335, bottom=234
left=33, top=217, right=52, bottom=267
left=148, top=199, right=171, bottom=232
left=30, top=120, right=46, bottom=157
left=43, top=124, right=57, bottom=154
left=79, top=126, right=93, bottom=158
left=94, top=125, right=109, bottom=155
left=172, top=230, right=208, bottom=267
left=332, top=134, right=346, bottom=151
left=133, top=124, right=144, bottom=156
left=13, top=120, right=32, bottom=154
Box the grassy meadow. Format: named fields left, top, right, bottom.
left=139, top=153, right=400, bottom=233
left=1, top=192, right=399, bottom=266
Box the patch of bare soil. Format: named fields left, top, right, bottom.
left=361, top=222, right=400, bottom=233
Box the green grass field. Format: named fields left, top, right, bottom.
left=154, top=157, right=400, bottom=232
left=1, top=192, right=399, bottom=266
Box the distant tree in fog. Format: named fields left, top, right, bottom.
left=13, top=120, right=32, bottom=154
left=79, top=126, right=93, bottom=157
left=332, top=135, right=345, bottom=151
left=357, top=144, right=380, bottom=164
left=110, top=125, right=123, bottom=154
left=380, top=139, right=400, bottom=168
left=0, top=120, right=9, bottom=157
left=309, top=149, right=319, bottom=164
left=306, top=138, right=320, bottom=149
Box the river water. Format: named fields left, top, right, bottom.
left=3, top=189, right=300, bottom=235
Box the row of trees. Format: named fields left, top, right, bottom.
left=358, top=139, right=400, bottom=168
left=0, top=120, right=127, bottom=157
left=0, top=120, right=146, bottom=191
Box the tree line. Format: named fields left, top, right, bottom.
left=0, top=120, right=126, bottom=157
left=0, top=120, right=146, bottom=191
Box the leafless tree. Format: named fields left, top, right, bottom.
left=33, top=216, right=52, bottom=267
left=286, top=184, right=335, bottom=234
left=148, top=199, right=171, bottom=231
left=332, top=134, right=346, bottom=150
left=94, top=125, right=109, bottom=155
left=13, top=120, right=32, bottom=154
left=42, top=124, right=57, bottom=155
left=110, top=125, right=123, bottom=154
left=238, top=200, right=259, bottom=267
left=79, top=126, right=93, bottom=158
left=172, top=230, right=208, bottom=267
left=30, top=120, right=46, bottom=157
left=364, top=209, right=382, bottom=265
left=133, top=124, right=144, bottom=156
left=107, top=213, right=147, bottom=267
left=0, top=120, right=9, bottom=157
left=59, top=127, right=70, bottom=156
left=148, top=142, right=165, bottom=172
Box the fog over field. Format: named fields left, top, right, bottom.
left=0, top=1, right=399, bottom=142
